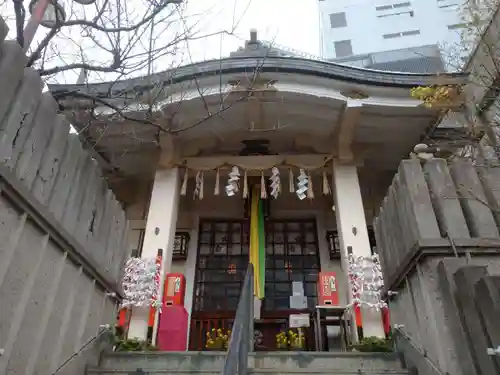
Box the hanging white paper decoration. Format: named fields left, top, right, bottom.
left=260, top=171, right=267, bottom=199
left=269, top=167, right=281, bottom=199
left=322, top=172, right=331, bottom=195
left=347, top=253, right=386, bottom=311
left=180, top=169, right=188, bottom=196
left=226, top=166, right=240, bottom=196
left=120, top=257, right=159, bottom=309
left=199, top=172, right=204, bottom=199
left=194, top=171, right=204, bottom=200
left=214, top=168, right=220, bottom=196
left=289, top=169, right=295, bottom=193
left=307, top=171, right=314, bottom=199
left=242, top=170, right=249, bottom=198
left=296, top=169, right=309, bottom=200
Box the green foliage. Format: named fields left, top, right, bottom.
left=114, top=338, right=158, bottom=352
left=351, top=336, right=393, bottom=353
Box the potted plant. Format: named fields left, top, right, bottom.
left=275, top=328, right=306, bottom=350
left=205, top=328, right=231, bottom=350
left=288, top=328, right=305, bottom=350
left=351, top=336, right=393, bottom=352
left=275, top=331, right=288, bottom=350
left=114, top=338, right=158, bottom=352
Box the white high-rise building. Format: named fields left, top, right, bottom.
left=318, top=0, right=463, bottom=62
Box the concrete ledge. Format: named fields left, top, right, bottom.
left=87, top=369, right=409, bottom=375
left=99, top=351, right=405, bottom=372
left=382, top=241, right=500, bottom=297
left=102, top=351, right=403, bottom=360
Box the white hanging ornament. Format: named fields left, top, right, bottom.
left=226, top=166, right=240, bottom=196
left=243, top=170, right=249, bottom=199
left=322, top=172, right=331, bottom=195
left=307, top=171, right=314, bottom=199
left=296, top=169, right=309, bottom=200
left=180, top=168, right=188, bottom=196
left=214, top=168, right=220, bottom=196
left=193, top=171, right=201, bottom=199
left=269, top=167, right=281, bottom=199
left=289, top=169, right=295, bottom=193
left=347, top=253, right=386, bottom=311
left=194, top=171, right=204, bottom=200
left=260, top=171, right=267, bottom=199
left=120, top=257, right=159, bottom=309
left=199, top=171, right=204, bottom=200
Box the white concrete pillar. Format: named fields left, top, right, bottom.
left=128, top=168, right=180, bottom=342
left=332, top=161, right=385, bottom=339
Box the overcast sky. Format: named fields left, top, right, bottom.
left=188, top=0, right=321, bottom=58
left=1, top=0, right=321, bottom=84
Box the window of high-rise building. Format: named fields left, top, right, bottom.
left=330, top=12, right=348, bottom=28
left=375, top=2, right=411, bottom=11
left=383, top=32, right=401, bottom=39
left=402, top=29, right=420, bottom=36
left=376, top=2, right=413, bottom=18
left=383, top=29, right=420, bottom=39
left=334, top=40, right=353, bottom=57
left=447, top=23, right=467, bottom=29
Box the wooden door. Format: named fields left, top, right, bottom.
left=258, top=219, right=320, bottom=351
left=189, top=219, right=248, bottom=350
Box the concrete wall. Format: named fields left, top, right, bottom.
left=374, top=157, right=500, bottom=375
left=0, top=18, right=129, bottom=375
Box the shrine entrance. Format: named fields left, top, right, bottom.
left=188, top=218, right=321, bottom=351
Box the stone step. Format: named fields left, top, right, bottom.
left=98, top=352, right=406, bottom=373
left=87, top=369, right=409, bottom=375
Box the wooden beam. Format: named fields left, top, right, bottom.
left=333, top=101, right=364, bottom=162
left=178, top=154, right=363, bottom=174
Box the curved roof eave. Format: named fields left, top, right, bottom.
left=48, top=55, right=469, bottom=96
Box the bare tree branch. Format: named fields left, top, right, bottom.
left=4, top=0, right=264, bottom=172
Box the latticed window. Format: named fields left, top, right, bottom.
left=326, top=227, right=377, bottom=260
left=193, top=219, right=322, bottom=313
left=173, top=232, right=190, bottom=260
left=194, top=220, right=249, bottom=313
left=263, top=219, right=320, bottom=311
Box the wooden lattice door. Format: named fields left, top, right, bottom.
left=189, top=219, right=249, bottom=350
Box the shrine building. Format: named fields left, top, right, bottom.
left=49, top=32, right=468, bottom=352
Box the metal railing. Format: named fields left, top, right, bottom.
left=52, top=325, right=114, bottom=375
left=260, top=40, right=328, bottom=62
left=222, top=264, right=254, bottom=375
left=392, top=327, right=444, bottom=375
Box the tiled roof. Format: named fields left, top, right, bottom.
left=367, top=56, right=445, bottom=74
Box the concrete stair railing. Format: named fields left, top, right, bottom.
left=86, top=351, right=409, bottom=375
